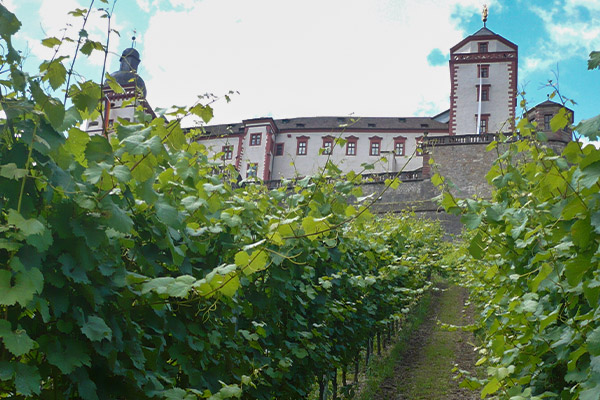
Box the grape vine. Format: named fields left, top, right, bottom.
left=0, top=4, right=448, bottom=399
left=437, top=55, right=600, bottom=399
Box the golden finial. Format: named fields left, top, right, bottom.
left=482, top=4, right=488, bottom=27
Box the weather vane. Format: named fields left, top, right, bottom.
left=482, top=4, right=488, bottom=27
left=131, top=29, right=137, bottom=48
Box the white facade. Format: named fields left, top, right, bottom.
left=449, top=27, right=517, bottom=135
left=193, top=26, right=519, bottom=181
left=197, top=117, right=448, bottom=181
left=89, top=25, right=538, bottom=182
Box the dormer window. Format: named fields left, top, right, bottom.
left=478, top=42, right=488, bottom=53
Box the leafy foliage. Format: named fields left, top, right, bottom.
left=437, top=73, right=600, bottom=397
left=0, top=4, right=447, bottom=398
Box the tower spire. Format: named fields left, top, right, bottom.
left=482, top=4, right=488, bottom=27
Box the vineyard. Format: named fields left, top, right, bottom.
left=2, top=2, right=600, bottom=399
left=435, top=58, right=600, bottom=397
left=0, top=4, right=450, bottom=398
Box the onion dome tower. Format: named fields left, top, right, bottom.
left=107, top=47, right=147, bottom=98
left=86, top=43, right=155, bottom=135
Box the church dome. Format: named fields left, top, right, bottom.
left=106, top=48, right=147, bottom=97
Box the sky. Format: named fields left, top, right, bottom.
left=3, top=0, right=600, bottom=127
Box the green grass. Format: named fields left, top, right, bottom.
left=356, top=290, right=433, bottom=400
left=403, top=284, right=463, bottom=399
left=358, top=283, right=470, bottom=400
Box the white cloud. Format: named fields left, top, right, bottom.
left=522, top=2, right=600, bottom=77
left=140, top=0, right=496, bottom=125
left=136, top=0, right=151, bottom=12
left=17, top=0, right=125, bottom=85
left=167, top=0, right=195, bottom=9
left=136, top=0, right=161, bottom=13
left=1, top=0, right=18, bottom=12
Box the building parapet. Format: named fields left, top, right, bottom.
left=263, top=168, right=423, bottom=189
left=423, top=133, right=497, bottom=146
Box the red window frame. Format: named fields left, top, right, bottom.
left=394, top=136, right=406, bottom=156
left=476, top=84, right=491, bottom=101
left=346, top=136, right=358, bottom=156
left=478, top=64, right=490, bottom=78
left=369, top=136, right=382, bottom=156
left=322, top=136, right=334, bottom=155
left=296, top=136, right=309, bottom=155
left=475, top=114, right=490, bottom=133
left=275, top=143, right=284, bottom=156
left=478, top=42, right=488, bottom=53
left=222, top=145, right=233, bottom=160
left=480, top=118, right=488, bottom=133
left=250, top=133, right=262, bottom=146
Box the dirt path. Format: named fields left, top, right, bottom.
left=375, top=283, right=479, bottom=399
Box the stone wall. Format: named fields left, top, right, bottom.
left=363, top=137, right=569, bottom=236
left=429, top=142, right=497, bottom=199
left=362, top=141, right=497, bottom=236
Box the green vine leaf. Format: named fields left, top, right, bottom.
left=235, top=249, right=268, bottom=276
left=45, top=340, right=91, bottom=374
left=80, top=316, right=112, bottom=342
left=0, top=163, right=27, bottom=180
left=41, top=37, right=61, bottom=48
left=589, top=51, right=600, bottom=70
left=14, top=364, right=41, bottom=396
left=0, top=320, right=36, bottom=356
left=0, top=268, right=44, bottom=307
left=588, top=326, right=600, bottom=356
left=0, top=4, right=21, bottom=37
left=7, top=209, right=44, bottom=236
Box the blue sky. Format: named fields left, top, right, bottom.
left=3, top=0, right=600, bottom=126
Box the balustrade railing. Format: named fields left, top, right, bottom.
left=423, top=133, right=497, bottom=146
left=263, top=168, right=423, bottom=189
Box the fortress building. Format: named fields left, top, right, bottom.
left=187, top=21, right=529, bottom=183
left=88, top=14, right=572, bottom=229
